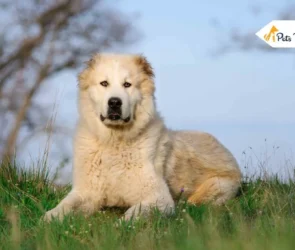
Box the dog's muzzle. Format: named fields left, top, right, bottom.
left=100, top=97, right=130, bottom=123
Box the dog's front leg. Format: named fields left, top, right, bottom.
left=43, top=190, right=83, bottom=222
left=124, top=177, right=175, bottom=220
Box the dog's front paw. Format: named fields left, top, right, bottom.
left=43, top=208, right=64, bottom=222
left=124, top=201, right=175, bottom=221
left=124, top=206, right=139, bottom=221
left=124, top=204, right=150, bottom=221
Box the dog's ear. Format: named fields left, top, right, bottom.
left=85, top=57, right=95, bottom=69
left=134, top=55, right=154, bottom=78
left=134, top=54, right=155, bottom=95
left=78, top=54, right=99, bottom=90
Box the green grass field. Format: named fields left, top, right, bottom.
left=1, top=163, right=295, bottom=250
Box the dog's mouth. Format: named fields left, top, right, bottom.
left=100, top=114, right=130, bottom=123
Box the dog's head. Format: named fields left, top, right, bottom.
left=78, top=53, right=155, bottom=129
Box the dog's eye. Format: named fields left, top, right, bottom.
left=123, top=82, right=132, bottom=88
left=100, top=81, right=108, bottom=87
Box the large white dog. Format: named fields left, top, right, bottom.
left=44, top=53, right=241, bottom=221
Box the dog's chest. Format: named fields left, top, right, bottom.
left=86, top=144, right=148, bottom=206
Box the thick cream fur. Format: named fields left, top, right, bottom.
left=44, top=53, right=241, bottom=221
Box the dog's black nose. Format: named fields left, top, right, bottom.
left=108, top=97, right=122, bottom=108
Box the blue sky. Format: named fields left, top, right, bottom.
left=20, top=0, right=295, bottom=180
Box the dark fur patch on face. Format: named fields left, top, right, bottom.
left=135, top=55, right=154, bottom=78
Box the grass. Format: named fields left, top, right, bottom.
left=1, top=163, right=295, bottom=250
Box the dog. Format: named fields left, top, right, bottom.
left=44, top=53, right=241, bottom=221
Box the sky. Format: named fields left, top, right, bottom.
left=19, top=0, right=295, bottom=182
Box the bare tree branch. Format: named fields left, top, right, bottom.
left=3, top=62, right=51, bottom=162
left=0, top=0, right=140, bottom=163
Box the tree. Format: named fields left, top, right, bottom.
left=0, top=0, right=139, bottom=163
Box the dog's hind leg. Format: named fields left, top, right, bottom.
left=187, top=177, right=240, bottom=205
